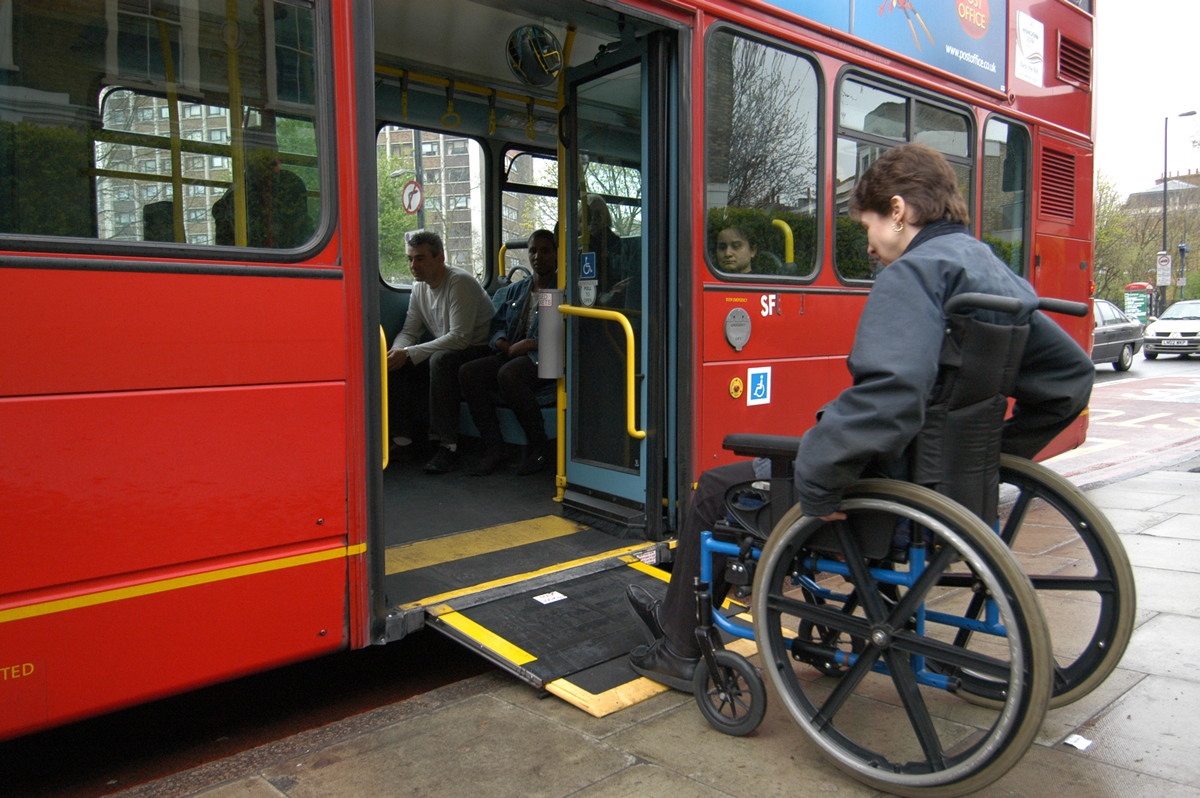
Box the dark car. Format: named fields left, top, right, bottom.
left=1092, top=299, right=1144, bottom=371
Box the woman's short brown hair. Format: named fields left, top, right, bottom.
left=849, top=143, right=970, bottom=226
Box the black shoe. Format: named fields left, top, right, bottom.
left=423, top=446, right=458, bottom=474
left=629, top=638, right=698, bottom=693
left=515, top=442, right=551, bottom=475
left=625, top=584, right=665, bottom=644
left=469, top=444, right=506, bottom=476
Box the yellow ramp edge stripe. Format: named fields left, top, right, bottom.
left=1, top=543, right=367, bottom=626
left=546, top=637, right=760, bottom=718
left=403, top=541, right=657, bottom=611
left=438, top=611, right=537, bottom=666
left=621, top=558, right=670, bottom=582
left=386, top=515, right=584, bottom=575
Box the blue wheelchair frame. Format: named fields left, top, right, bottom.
left=697, top=524, right=1008, bottom=691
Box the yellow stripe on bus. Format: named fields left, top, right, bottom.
left=438, top=611, right=537, bottom=666
left=0, top=543, right=367, bottom=626
left=385, top=515, right=585, bottom=575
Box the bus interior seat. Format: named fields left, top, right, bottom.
left=379, top=282, right=556, bottom=448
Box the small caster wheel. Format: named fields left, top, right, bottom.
left=693, top=649, right=766, bottom=736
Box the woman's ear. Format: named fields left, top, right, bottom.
left=889, top=195, right=908, bottom=225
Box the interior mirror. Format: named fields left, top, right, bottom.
left=506, top=26, right=562, bottom=87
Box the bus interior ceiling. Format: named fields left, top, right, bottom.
left=373, top=0, right=654, bottom=152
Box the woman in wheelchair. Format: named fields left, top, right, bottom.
left=627, top=142, right=1095, bottom=691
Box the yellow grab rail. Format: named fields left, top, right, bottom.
left=498, top=243, right=507, bottom=278
left=557, top=305, right=646, bottom=440
left=380, top=326, right=389, bottom=470
left=772, top=219, right=794, bottom=265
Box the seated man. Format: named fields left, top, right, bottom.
left=459, top=229, right=558, bottom=476
left=626, top=143, right=1094, bottom=692
left=388, top=230, right=495, bottom=474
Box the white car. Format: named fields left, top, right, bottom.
left=1143, top=299, right=1200, bottom=359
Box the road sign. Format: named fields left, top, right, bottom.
left=402, top=181, right=423, bottom=214
left=1156, top=251, right=1173, bottom=286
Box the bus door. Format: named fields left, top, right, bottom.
left=560, top=33, right=674, bottom=541
left=365, top=7, right=678, bottom=718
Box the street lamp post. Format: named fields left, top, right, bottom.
left=1162, top=111, right=1197, bottom=308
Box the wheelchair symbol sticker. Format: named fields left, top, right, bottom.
left=580, top=252, right=597, bottom=280
left=747, top=367, right=771, bottom=406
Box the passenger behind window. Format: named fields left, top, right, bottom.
left=715, top=225, right=757, bottom=274
left=213, top=144, right=313, bottom=249
left=583, top=194, right=635, bottom=307
left=707, top=212, right=789, bottom=276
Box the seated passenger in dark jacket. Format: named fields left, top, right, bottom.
left=459, top=229, right=558, bottom=476
left=626, top=143, right=1095, bottom=693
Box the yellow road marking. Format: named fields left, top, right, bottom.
left=438, top=611, right=537, bottom=666
left=385, top=516, right=584, bottom=575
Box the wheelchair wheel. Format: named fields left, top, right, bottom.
left=793, top=586, right=863, bottom=678
left=753, top=481, right=1052, bottom=798
left=947, top=455, right=1135, bottom=709
left=693, top=649, right=767, bottom=736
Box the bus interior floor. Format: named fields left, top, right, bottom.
left=382, top=437, right=561, bottom=548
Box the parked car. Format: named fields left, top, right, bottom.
left=1092, top=298, right=1143, bottom=371
left=1144, top=299, right=1200, bottom=359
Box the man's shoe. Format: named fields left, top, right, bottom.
left=469, top=444, right=506, bottom=476
left=423, top=446, right=458, bottom=474
left=626, top=584, right=665, bottom=644
left=515, top=443, right=550, bottom=475
left=629, top=638, right=698, bottom=693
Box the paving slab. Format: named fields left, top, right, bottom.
left=193, top=779, right=282, bottom=798
left=605, top=697, right=879, bottom=798
left=574, top=763, right=729, bottom=797
left=257, top=694, right=634, bottom=798
left=1071, top=674, right=1200, bottom=787
left=1116, top=613, right=1200, bottom=682
left=1132, top=565, right=1200, bottom=615
left=1084, top=486, right=1182, bottom=512
left=1119, top=535, right=1200, bottom=574
left=1100, top=507, right=1175, bottom=535
left=970, top=740, right=1199, bottom=798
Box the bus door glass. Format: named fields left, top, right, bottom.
left=562, top=35, right=669, bottom=537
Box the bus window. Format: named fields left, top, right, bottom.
left=377, top=125, right=486, bottom=285
left=0, top=0, right=323, bottom=252
left=981, top=118, right=1030, bottom=276
left=501, top=149, right=558, bottom=277
left=835, top=77, right=973, bottom=281
left=704, top=28, right=819, bottom=279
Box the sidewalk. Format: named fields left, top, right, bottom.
left=114, top=463, right=1200, bottom=798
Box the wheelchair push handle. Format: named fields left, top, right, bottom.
left=944, top=292, right=1089, bottom=318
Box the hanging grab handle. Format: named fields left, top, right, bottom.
left=441, top=80, right=460, bottom=127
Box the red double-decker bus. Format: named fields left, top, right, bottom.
left=0, top=0, right=1095, bottom=741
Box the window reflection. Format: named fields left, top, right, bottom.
left=981, top=119, right=1029, bottom=275
left=705, top=30, right=819, bottom=278
left=834, top=77, right=973, bottom=281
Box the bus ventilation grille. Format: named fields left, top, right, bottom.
left=1057, top=34, right=1092, bottom=90
left=1039, top=148, right=1076, bottom=223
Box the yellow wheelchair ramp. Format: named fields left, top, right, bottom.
left=384, top=516, right=679, bottom=717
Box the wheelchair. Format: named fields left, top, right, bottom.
left=687, top=294, right=1136, bottom=797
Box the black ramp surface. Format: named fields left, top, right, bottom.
left=452, top=566, right=666, bottom=684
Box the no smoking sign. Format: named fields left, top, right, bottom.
left=402, top=181, right=423, bottom=214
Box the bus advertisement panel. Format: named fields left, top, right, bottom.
left=768, top=0, right=1009, bottom=92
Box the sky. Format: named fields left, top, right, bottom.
left=1094, top=1, right=1200, bottom=198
